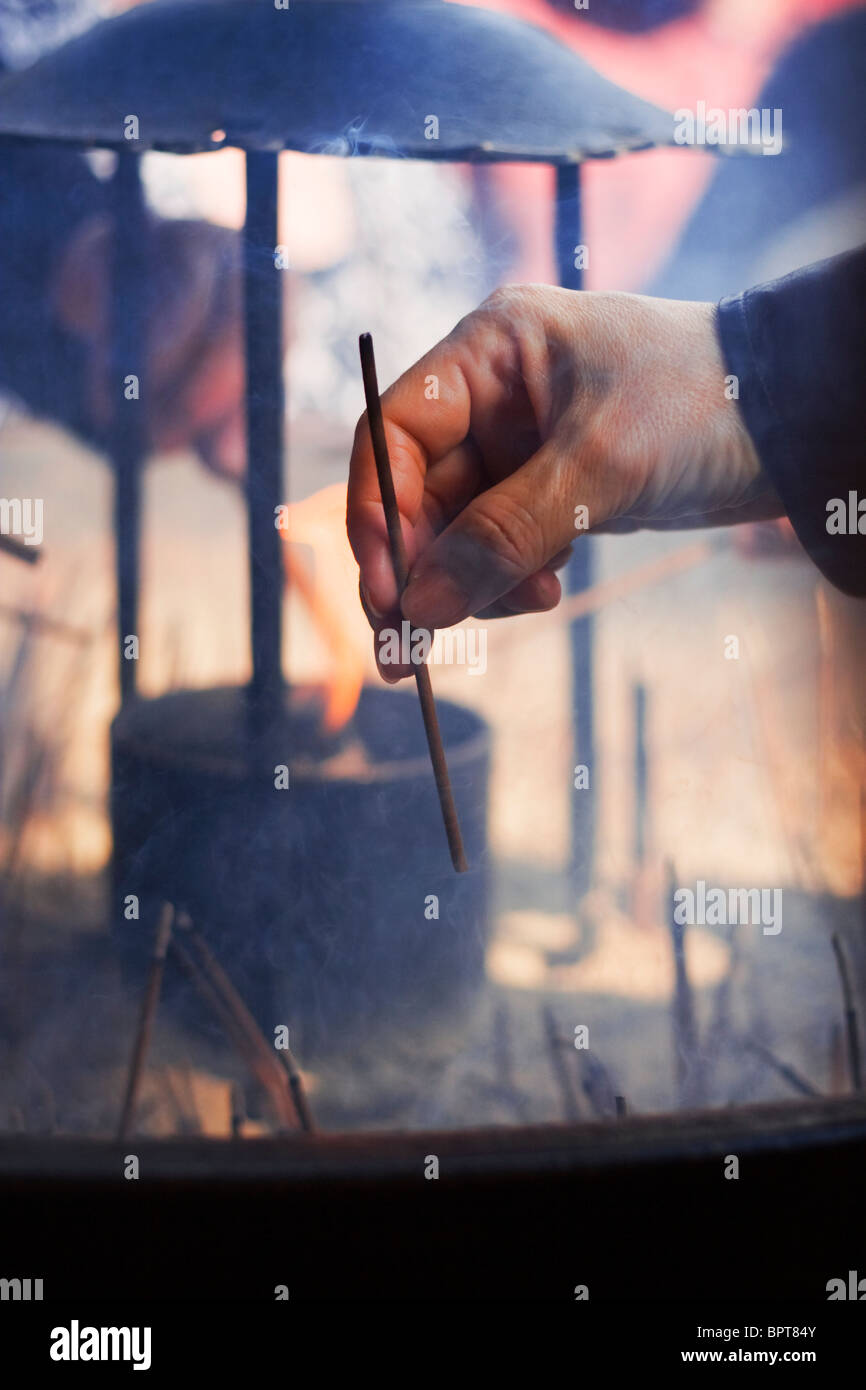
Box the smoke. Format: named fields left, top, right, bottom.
left=0, top=0, right=102, bottom=72
left=287, top=155, right=488, bottom=426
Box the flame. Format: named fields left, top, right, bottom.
left=280, top=482, right=367, bottom=732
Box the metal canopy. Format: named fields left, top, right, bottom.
left=0, top=0, right=676, bottom=161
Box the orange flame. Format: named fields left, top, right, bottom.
left=280, top=482, right=367, bottom=732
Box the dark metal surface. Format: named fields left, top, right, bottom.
left=110, top=154, right=147, bottom=704
left=2, top=1096, right=865, bottom=1298
left=0, top=0, right=676, bottom=161
left=110, top=685, right=490, bottom=1048
left=243, top=152, right=285, bottom=717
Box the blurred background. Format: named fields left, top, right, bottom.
left=0, top=0, right=864, bottom=1138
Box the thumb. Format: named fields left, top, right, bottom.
left=401, top=437, right=599, bottom=629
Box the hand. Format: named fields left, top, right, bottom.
left=347, top=284, right=781, bottom=681
left=52, top=214, right=247, bottom=480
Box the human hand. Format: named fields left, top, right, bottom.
left=347, top=284, right=780, bottom=680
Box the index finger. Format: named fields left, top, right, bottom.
left=346, top=331, right=472, bottom=615
left=347, top=305, right=520, bottom=616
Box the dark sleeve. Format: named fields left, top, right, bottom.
left=0, top=133, right=107, bottom=445
left=716, top=248, right=866, bottom=597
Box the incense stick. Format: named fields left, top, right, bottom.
left=742, top=1037, right=820, bottom=1099
left=118, top=902, right=175, bottom=1140
left=169, top=933, right=295, bottom=1130
left=183, top=919, right=315, bottom=1133
left=359, top=332, right=468, bottom=874
left=831, top=933, right=863, bottom=1092
left=541, top=1005, right=581, bottom=1122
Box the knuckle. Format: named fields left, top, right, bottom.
left=468, top=494, right=542, bottom=577
left=479, top=283, right=538, bottom=321
left=480, top=285, right=518, bottom=315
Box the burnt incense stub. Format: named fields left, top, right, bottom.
left=111, top=685, right=490, bottom=1051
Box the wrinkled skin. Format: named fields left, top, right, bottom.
left=347, top=284, right=780, bottom=681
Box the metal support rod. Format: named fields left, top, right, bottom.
left=634, top=682, right=648, bottom=865
left=243, top=150, right=285, bottom=720
left=554, top=162, right=595, bottom=900
left=111, top=152, right=147, bottom=704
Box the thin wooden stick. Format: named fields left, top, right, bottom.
left=169, top=934, right=295, bottom=1129
left=275, top=1055, right=315, bottom=1133
left=743, top=1037, right=820, bottom=1099
left=184, top=922, right=315, bottom=1133
left=230, top=1081, right=246, bottom=1138
left=831, top=933, right=863, bottom=1092
left=359, top=332, right=468, bottom=874
left=541, top=1006, right=581, bottom=1122
left=118, top=902, right=175, bottom=1140
left=491, top=1000, right=529, bottom=1122
left=666, top=861, right=702, bottom=1108
left=578, top=1048, right=617, bottom=1119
